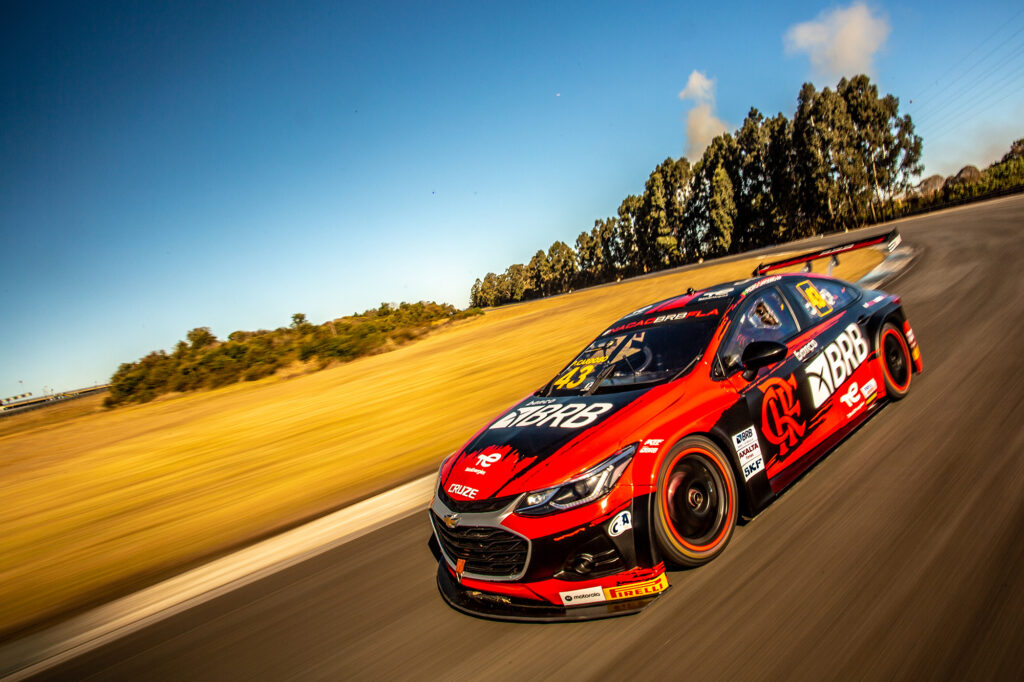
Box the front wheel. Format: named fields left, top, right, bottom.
left=654, top=436, right=738, bottom=567
left=879, top=322, right=912, bottom=400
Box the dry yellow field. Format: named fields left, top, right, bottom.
left=0, top=249, right=882, bottom=636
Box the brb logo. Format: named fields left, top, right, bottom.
left=760, top=375, right=805, bottom=460
left=475, top=452, right=502, bottom=468
left=805, top=323, right=869, bottom=408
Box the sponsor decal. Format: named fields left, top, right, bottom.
left=463, top=451, right=504, bottom=475
left=839, top=382, right=862, bottom=408
left=475, top=452, right=502, bottom=468
left=804, top=323, right=869, bottom=408
left=489, top=402, right=613, bottom=430
left=604, top=309, right=718, bottom=335
left=651, top=312, right=691, bottom=324
left=862, top=294, right=885, bottom=309
left=844, top=378, right=878, bottom=422
left=905, top=321, right=921, bottom=364
left=741, top=275, right=781, bottom=296
left=760, top=375, right=805, bottom=461
left=888, top=234, right=903, bottom=252
left=608, top=511, right=632, bottom=537
left=447, top=484, right=478, bottom=499
left=796, top=279, right=833, bottom=316
left=794, top=339, right=819, bottom=362
left=559, top=586, right=607, bottom=606
left=639, top=438, right=664, bottom=454
left=732, top=426, right=765, bottom=481
left=698, top=287, right=734, bottom=300
left=603, top=573, right=669, bottom=601
left=571, top=356, right=608, bottom=367
left=860, top=378, right=878, bottom=400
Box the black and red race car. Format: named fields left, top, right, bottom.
left=429, top=232, right=921, bottom=621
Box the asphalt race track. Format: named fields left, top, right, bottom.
left=35, top=195, right=1024, bottom=680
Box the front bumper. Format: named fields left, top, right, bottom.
left=436, top=562, right=667, bottom=622
left=429, top=484, right=669, bottom=621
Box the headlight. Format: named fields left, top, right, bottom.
left=515, top=443, right=637, bottom=516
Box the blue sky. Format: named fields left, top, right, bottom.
left=2, top=1, right=1022, bottom=398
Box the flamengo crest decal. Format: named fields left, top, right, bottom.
left=760, top=375, right=805, bottom=460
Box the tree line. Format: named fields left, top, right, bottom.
left=471, top=75, right=925, bottom=308
left=105, top=302, right=482, bottom=406
left=907, top=138, right=1024, bottom=209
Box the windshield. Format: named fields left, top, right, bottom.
left=546, top=316, right=721, bottom=396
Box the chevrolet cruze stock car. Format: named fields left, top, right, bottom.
left=429, top=231, right=921, bottom=621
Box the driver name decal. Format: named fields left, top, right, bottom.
left=489, top=402, right=613, bottom=430
left=805, top=323, right=869, bottom=408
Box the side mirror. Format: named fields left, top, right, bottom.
left=740, top=340, right=788, bottom=381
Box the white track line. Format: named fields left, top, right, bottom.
left=0, top=475, right=436, bottom=681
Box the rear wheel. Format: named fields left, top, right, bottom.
left=880, top=322, right=912, bottom=400
left=654, top=436, right=738, bottom=567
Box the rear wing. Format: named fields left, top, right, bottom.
left=752, top=229, right=902, bottom=277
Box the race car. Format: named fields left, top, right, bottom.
left=429, top=232, right=921, bottom=621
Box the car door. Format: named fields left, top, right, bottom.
left=717, top=285, right=828, bottom=487
left=778, top=276, right=883, bottom=441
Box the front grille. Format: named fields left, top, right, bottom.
left=437, top=485, right=518, bottom=513
left=432, top=513, right=528, bottom=577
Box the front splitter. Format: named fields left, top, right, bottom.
left=435, top=564, right=666, bottom=623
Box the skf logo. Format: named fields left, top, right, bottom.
left=805, top=323, right=869, bottom=408
left=603, top=573, right=669, bottom=601
left=442, top=513, right=460, bottom=529
left=475, top=452, right=501, bottom=468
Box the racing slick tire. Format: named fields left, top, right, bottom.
left=654, top=436, right=738, bottom=567
left=879, top=321, right=912, bottom=400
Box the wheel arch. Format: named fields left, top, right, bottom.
left=660, top=429, right=754, bottom=521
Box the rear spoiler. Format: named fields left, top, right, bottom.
left=752, top=229, right=902, bottom=277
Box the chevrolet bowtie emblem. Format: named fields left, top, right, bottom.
left=443, top=513, right=460, bottom=529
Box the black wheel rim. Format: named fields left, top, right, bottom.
left=664, top=453, right=726, bottom=547
left=884, top=332, right=909, bottom=388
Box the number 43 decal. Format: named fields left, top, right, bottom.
left=552, top=364, right=596, bottom=390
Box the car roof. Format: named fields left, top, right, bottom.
left=604, top=273, right=848, bottom=332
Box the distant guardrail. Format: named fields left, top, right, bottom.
left=0, top=386, right=110, bottom=417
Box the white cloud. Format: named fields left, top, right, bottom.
left=784, top=3, right=890, bottom=80
left=685, top=103, right=730, bottom=160
left=678, top=70, right=715, bottom=103
left=678, top=70, right=730, bottom=159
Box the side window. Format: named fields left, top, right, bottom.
left=788, top=278, right=857, bottom=320
left=719, top=288, right=799, bottom=371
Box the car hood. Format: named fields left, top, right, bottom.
left=440, top=390, right=648, bottom=502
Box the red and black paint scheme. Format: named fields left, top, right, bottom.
left=430, top=236, right=921, bottom=621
